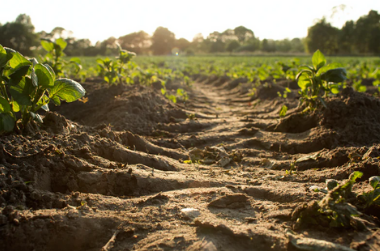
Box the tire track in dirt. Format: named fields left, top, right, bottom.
left=1, top=78, right=379, bottom=250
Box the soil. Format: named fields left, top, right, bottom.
left=1, top=76, right=380, bottom=250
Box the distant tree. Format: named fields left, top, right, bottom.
left=354, top=10, right=380, bottom=54
left=290, top=38, right=305, bottom=53
left=65, top=38, right=92, bottom=56
left=275, top=39, right=291, bottom=52
left=0, top=14, right=38, bottom=55
left=261, top=39, right=276, bottom=52
left=96, top=37, right=118, bottom=56
left=209, top=40, right=225, bottom=53
left=226, top=40, right=240, bottom=53
left=237, top=37, right=260, bottom=52
left=175, top=38, right=191, bottom=51
left=151, top=27, right=175, bottom=55
left=233, top=26, right=254, bottom=42
left=190, top=33, right=208, bottom=53
left=306, top=18, right=339, bottom=55
left=207, top=31, right=226, bottom=53
left=338, top=20, right=355, bottom=54
left=118, top=31, right=150, bottom=54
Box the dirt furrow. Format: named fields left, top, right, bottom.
left=1, top=77, right=380, bottom=250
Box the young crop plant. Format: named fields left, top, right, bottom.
left=0, top=45, right=85, bottom=132
left=97, top=45, right=136, bottom=85
left=176, top=88, right=189, bottom=102
left=293, top=171, right=363, bottom=229
left=357, top=176, right=380, bottom=209
left=296, top=50, right=347, bottom=110
left=160, top=82, right=177, bottom=103
left=40, top=38, right=82, bottom=77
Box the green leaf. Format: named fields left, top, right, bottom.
left=31, top=68, right=38, bottom=87
left=0, top=96, right=11, bottom=112
left=70, top=57, right=81, bottom=64
left=41, top=40, right=54, bottom=52
left=296, top=69, right=312, bottom=81
left=312, top=50, right=326, bottom=71
left=9, top=88, right=32, bottom=106
left=166, top=94, right=177, bottom=103
left=7, top=51, right=32, bottom=70
left=0, top=113, right=15, bottom=132
left=9, top=65, right=30, bottom=84
left=43, top=64, right=56, bottom=81
left=349, top=171, right=363, bottom=182
left=331, top=87, right=339, bottom=94
left=279, top=105, right=288, bottom=117
left=35, top=64, right=54, bottom=88
left=298, top=74, right=311, bottom=90
left=49, top=78, right=85, bottom=103
left=358, top=85, right=367, bottom=93
left=317, top=63, right=343, bottom=76
left=55, top=38, right=67, bottom=50
left=11, top=100, right=20, bottom=112
left=369, top=176, right=380, bottom=189
left=161, top=88, right=166, bottom=95
left=9, top=77, right=33, bottom=106
left=320, top=68, right=347, bottom=83
left=0, top=45, right=9, bottom=67
left=51, top=95, right=61, bottom=106
left=96, top=59, right=104, bottom=65
left=69, top=61, right=82, bottom=74
left=326, top=179, right=338, bottom=190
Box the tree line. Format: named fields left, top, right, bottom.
left=0, top=10, right=379, bottom=56
left=306, top=10, right=380, bottom=55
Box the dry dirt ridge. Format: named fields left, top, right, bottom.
left=0, top=76, right=380, bottom=251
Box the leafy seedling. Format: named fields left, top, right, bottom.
left=293, top=171, right=364, bottom=229
left=357, top=176, right=380, bottom=209
left=0, top=44, right=85, bottom=132
left=296, top=50, right=347, bottom=110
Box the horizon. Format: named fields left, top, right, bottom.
left=1, top=0, right=380, bottom=45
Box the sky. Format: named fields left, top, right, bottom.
left=1, top=0, right=379, bottom=44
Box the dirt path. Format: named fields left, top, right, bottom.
left=1, top=77, right=379, bottom=250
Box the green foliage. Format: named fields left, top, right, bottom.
left=296, top=50, right=347, bottom=110
left=40, top=38, right=82, bottom=78
left=96, top=45, right=136, bottom=85
left=357, top=176, right=380, bottom=209
left=279, top=105, right=288, bottom=117
left=294, top=171, right=363, bottom=229
left=176, top=88, right=188, bottom=102
left=0, top=44, right=85, bottom=132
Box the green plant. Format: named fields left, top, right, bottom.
left=176, top=88, right=188, bottom=102
left=296, top=50, right=347, bottom=110
left=277, top=87, right=291, bottom=98
left=40, top=38, right=82, bottom=77
left=285, top=161, right=296, bottom=175
left=0, top=44, right=85, bottom=132
left=279, top=105, right=288, bottom=117
left=97, top=46, right=135, bottom=85
left=357, top=176, right=380, bottom=209
left=294, top=171, right=363, bottom=229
